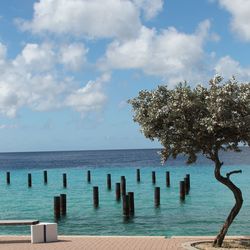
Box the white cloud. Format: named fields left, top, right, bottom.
left=100, top=20, right=212, bottom=85
left=218, top=0, right=250, bottom=41
left=0, top=43, right=7, bottom=64
left=132, top=0, right=164, bottom=20
left=18, top=0, right=142, bottom=39
left=65, top=73, right=110, bottom=115
left=13, top=43, right=55, bottom=72
left=59, top=43, right=88, bottom=71
left=101, top=26, right=154, bottom=70
left=0, top=82, right=20, bottom=117
left=0, top=67, right=69, bottom=117
left=215, top=55, right=250, bottom=80
left=13, top=42, right=88, bottom=72
left=0, top=42, right=68, bottom=117
left=0, top=42, right=107, bottom=118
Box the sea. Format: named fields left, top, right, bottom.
left=0, top=148, right=249, bottom=236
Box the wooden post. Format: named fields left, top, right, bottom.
left=28, top=173, right=32, bottom=187
left=155, top=187, right=160, bottom=207
left=60, top=194, right=67, bottom=215
left=63, top=173, right=67, bottom=188
left=136, top=169, right=140, bottom=182
left=186, top=174, right=190, bottom=192
left=87, top=170, right=91, bottom=183
left=115, top=183, right=121, bottom=201
left=121, top=176, right=126, bottom=196
left=54, top=196, right=61, bottom=219
left=180, top=181, right=185, bottom=201
left=166, top=171, right=170, bottom=187
left=6, top=172, right=10, bottom=185
left=128, top=192, right=134, bottom=215
left=44, top=170, right=48, bottom=184
left=184, top=177, right=189, bottom=195
left=152, top=171, right=156, bottom=184
left=122, top=194, right=129, bottom=217
left=107, top=174, right=111, bottom=190
left=93, top=186, right=99, bottom=208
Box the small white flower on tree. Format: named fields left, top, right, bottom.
left=128, top=76, right=250, bottom=247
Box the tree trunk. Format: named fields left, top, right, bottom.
left=212, top=151, right=243, bottom=247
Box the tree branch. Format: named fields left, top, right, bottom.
left=226, top=170, right=242, bottom=179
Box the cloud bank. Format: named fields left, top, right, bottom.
left=18, top=0, right=140, bottom=39
left=1, top=0, right=249, bottom=119
left=0, top=42, right=107, bottom=117
left=218, top=0, right=250, bottom=42
left=100, top=20, right=212, bottom=85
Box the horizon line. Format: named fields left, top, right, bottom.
left=0, top=147, right=163, bottom=154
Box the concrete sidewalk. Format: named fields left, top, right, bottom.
left=0, top=235, right=248, bottom=250
left=0, top=236, right=195, bottom=250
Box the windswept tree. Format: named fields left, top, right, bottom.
left=128, top=76, right=250, bottom=247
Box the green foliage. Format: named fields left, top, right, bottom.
left=128, top=76, right=250, bottom=163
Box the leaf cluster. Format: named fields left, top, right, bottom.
left=128, top=76, right=250, bottom=163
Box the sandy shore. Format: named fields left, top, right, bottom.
left=0, top=236, right=249, bottom=250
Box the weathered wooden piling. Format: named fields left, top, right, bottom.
left=166, top=171, right=170, bottom=187
left=186, top=174, right=190, bottom=192
left=152, top=171, right=156, bottom=184
left=54, top=196, right=61, bottom=219
left=115, top=183, right=121, bottom=201
left=44, top=170, right=48, bottom=184
left=180, top=181, right=185, bottom=201
left=121, top=176, right=126, bottom=196
left=184, top=177, right=189, bottom=195
left=122, top=194, right=129, bottom=217
left=63, top=173, right=67, bottom=188
left=154, top=187, right=160, bottom=207
left=93, top=186, right=99, bottom=208
left=6, top=172, right=10, bottom=185
left=107, top=174, right=111, bottom=190
left=87, top=170, right=91, bottom=183
left=60, top=194, right=67, bottom=215
left=28, top=173, right=32, bottom=187
left=136, top=169, right=140, bottom=182
left=128, top=192, right=135, bottom=215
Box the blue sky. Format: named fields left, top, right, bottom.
left=0, top=0, right=250, bottom=152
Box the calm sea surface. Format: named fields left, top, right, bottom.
left=0, top=148, right=249, bottom=236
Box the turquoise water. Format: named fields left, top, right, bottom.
left=0, top=160, right=249, bottom=236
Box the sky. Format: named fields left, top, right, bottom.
left=0, top=0, right=250, bottom=152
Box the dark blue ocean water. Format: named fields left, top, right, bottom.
left=0, top=148, right=249, bottom=236
left=0, top=147, right=249, bottom=170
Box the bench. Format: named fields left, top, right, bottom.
left=0, top=220, right=57, bottom=243
left=0, top=220, right=39, bottom=225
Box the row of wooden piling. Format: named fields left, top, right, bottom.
left=4, top=171, right=185, bottom=202
left=53, top=186, right=135, bottom=219
left=3, top=170, right=172, bottom=188
left=5, top=170, right=190, bottom=220
left=4, top=171, right=48, bottom=187
left=89, top=173, right=189, bottom=207
left=50, top=172, right=190, bottom=219
left=91, top=176, right=135, bottom=219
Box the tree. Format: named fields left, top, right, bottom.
left=128, top=76, right=250, bottom=247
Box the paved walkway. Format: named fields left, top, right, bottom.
left=0, top=236, right=196, bottom=250
left=0, top=236, right=248, bottom=250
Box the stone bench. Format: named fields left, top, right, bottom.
left=0, top=220, right=57, bottom=243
